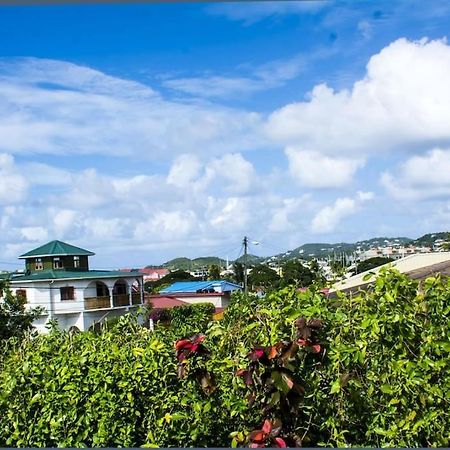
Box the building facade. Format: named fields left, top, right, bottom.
left=1, top=240, right=144, bottom=332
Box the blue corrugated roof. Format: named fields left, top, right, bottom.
left=160, top=280, right=242, bottom=294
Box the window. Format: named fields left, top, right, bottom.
left=60, top=286, right=75, bottom=301
left=73, top=256, right=80, bottom=268
left=35, top=258, right=43, bottom=270
left=53, top=257, right=63, bottom=269
left=16, top=289, right=27, bottom=300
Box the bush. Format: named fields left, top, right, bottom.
left=170, top=303, right=215, bottom=332
left=0, top=269, right=449, bottom=447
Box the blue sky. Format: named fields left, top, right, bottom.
left=1, top=0, right=450, bottom=268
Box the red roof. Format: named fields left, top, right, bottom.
left=146, top=295, right=189, bottom=308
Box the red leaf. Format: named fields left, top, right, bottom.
left=274, top=437, right=287, bottom=448
left=191, top=333, right=206, bottom=344
left=297, top=339, right=308, bottom=347
left=190, top=344, right=199, bottom=352
left=244, top=370, right=254, bottom=386
left=249, top=430, right=265, bottom=443
left=248, top=348, right=265, bottom=361
left=236, top=368, right=246, bottom=377
left=175, top=339, right=191, bottom=350
left=267, top=346, right=278, bottom=359
left=311, top=344, right=321, bottom=353
left=262, top=419, right=272, bottom=435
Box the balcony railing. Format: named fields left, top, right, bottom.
left=84, top=296, right=110, bottom=310
left=113, top=294, right=129, bottom=307
left=131, top=293, right=142, bottom=305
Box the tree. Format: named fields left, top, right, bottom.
left=232, top=262, right=244, bottom=285
left=281, top=260, right=315, bottom=287
left=144, top=270, right=195, bottom=293
left=208, top=264, right=221, bottom=280
left=353, top=257, right=394, bottom=274
left=248, top=264, right=280, bottom=291
left=330, top=260, right=346, bottom=277
left=0, top=281, right=42, bottom=341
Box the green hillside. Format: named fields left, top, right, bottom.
left=413, top=232, right=450, bottom=246
left=163, top=256, right=226, bottom=271
left=152, top=232, right=446, bottom=270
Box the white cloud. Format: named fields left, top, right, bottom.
left=134, top=210, right=198, bottom=241
left=201, top=153, right=256, bottom=194
left=206, top=1, right=326, bottom=24
left=167, top=154, right=202, bottom=188
left=0, top=154, right=28, bottom=204
left=52, top=209, right=79, bottom=237
left=310, top=191, right=373, bottom=233
left=268, top=195, right=314, bottom=232
left=285, top=147, right=364, bottom=187
left=19, top=226, right=48, bottom=242
left=381, top=148, right=450, bottom=200
left=163, top=55, right=304, bottom=98
left=207, top=196, right=251, bottom=230
left=267, top=38, right=450, bottom=157
left=0, top=57, right=264, bottom=159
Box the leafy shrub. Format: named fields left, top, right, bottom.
left=148, top=307, right=172, bottom=323
left=0, top=269, right=449, bottom=447
left=170, top=302, right=215, bottom=332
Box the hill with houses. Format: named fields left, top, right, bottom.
left=153, top=232, right=448, bottom=271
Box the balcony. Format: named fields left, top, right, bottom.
left=131, top=293, right=142, bottom=305
left=84, top=296, right=110, bottom=310
left=113, top=294, right=129, bottom=307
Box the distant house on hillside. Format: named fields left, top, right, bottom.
left=147, top=279, right=242, bottom=310
left=329, top=252, right=450, bottom=296
left=0, top=240, right=144, bottom=332
left=139, top=268, right=170, bottom=282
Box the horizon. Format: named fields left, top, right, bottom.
left=1, top=1, right=450, bottom=268
left=1, top=229, right=446, bottom=271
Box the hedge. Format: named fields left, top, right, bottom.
left=0, top=268, right=449, bottom=447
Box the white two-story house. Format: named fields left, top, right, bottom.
left=2, top=240, right=144, bottom=332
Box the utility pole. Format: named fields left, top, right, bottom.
left=243, top=236, right=248, bottom=295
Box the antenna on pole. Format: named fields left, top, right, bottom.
left=243, top=236, right=248, bottom=295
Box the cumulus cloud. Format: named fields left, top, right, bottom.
left=381, top=148, right=450, bottom=200
left=201, top=153, right=257, bottom=194
left=19, top=226, right=49, bottom=242
left=267, top=38, right=450, bottom=157
left=285, top=147, right=364, bottom=187
left=167, top=154, right=202, bottom=188
left=310, top=191, right=374, bottom=233
left=134, top=210, right=198, bottom=241
left=0, top=154, right=28, bottom=204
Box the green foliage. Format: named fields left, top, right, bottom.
left=148, top=303, right=216, bottom=334
left=170, top=303, right=216, bottom=333
left=248, top=264, right=280, bottom=291
left=354, top=256, right=394, bottom=274
left=281, top=259, right=316, bottom=287
left=0, top=281, right=42, bottom=341
left=144, top=270, right=195, bottom=293
left=1, top=269, right=449, bottom=447
left=208, top=264, right=221, bottom=280
left=233, top=262, right=245, bottom=285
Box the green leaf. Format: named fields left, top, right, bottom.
left=330, top=379, right=341, bottom=394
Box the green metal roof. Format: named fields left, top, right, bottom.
left=10, top=269, right=143, bottom=282
left=18, top=240, right=95, bottom=259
